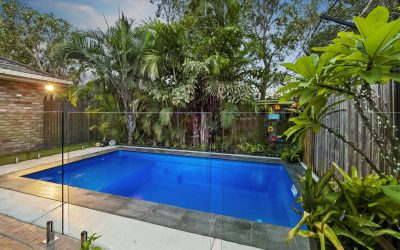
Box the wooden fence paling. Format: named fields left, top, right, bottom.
left=44, top=100, right=89, bottom=148
left=303, top=81, right=397, bottom=177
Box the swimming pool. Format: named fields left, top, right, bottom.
left=24, top=150, right=301, bottom=227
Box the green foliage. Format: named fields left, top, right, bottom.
left=220, top=103, right=238, bottom=129
left=81, top=233, right=102, bottom=250
left=142, top=0, right=254, bottom=147
left=54, top=14, right=147, bottom=145
left=237, top=142, right=266, bottom=154
left=289, top=164, right=400, bottom=250
left=280, top=145, right=303, bottom=163
left=0, top=0, right=75, bottom=77
left=241, top=0, right=311, bottom=99
left=278, top=6, right=400, bottom=174
left=382, top=185, right=400, bottom=205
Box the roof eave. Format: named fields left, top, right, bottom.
left=0, top=68, right=72, bottom=85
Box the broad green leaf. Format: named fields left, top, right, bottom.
left=381, top=73, right=400, bottom=83
left=346, top=215, right=381, bottom=227
left=354, top=16, right=369, bottom=40
left=276, top=81, right=300, bottom=94
left=334, top=178, right=358, bottom=216
left=365, top=6, right=389, bottom=23
left=359, top=68, right=382, bottom=84
left=297, top=230, right=317, bottom=238
left=333, top=226, right=373, bottom=250
left=382, top=185, right=400, bottom=205
left=299, top=89, right=315, bottom=106
left=364, top=19, right=400, bottom=59
left=318, top=232, right=326, bottom=250
left=315, top=222, right=344, bottom=250
left=332, top=163, right=351, bottom=182
left=379, top=33, right=400, bottom=54
left=287, top=211, right=310, bottom=241
left=373, top=229, right=400, bottom=239
left=315, top=168, right=333, bottom=197
left=322, top=210, right=338, bottom=224
left=283, top=55, right=316, bottom=79
left=351, top=166, right=358, bottom=178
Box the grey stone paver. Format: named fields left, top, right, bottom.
left=143, top=204, right=186, bottom=228
left=68, top=189, right=129, bottom=214
left=175, top=210, right=216, bottom=236
left=211, top=216, right=252, bottom=246
left=115, top=199, right=157, bottom=220
left=252, top=222, right=295, bottom=250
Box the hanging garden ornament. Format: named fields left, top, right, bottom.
left=269, top=106, right=273, bottom=114
left=274, top=104, right=281, bottom=110
left=269, top=135, right=277, bottom=142
left=268, top=126, right=274, bottom=132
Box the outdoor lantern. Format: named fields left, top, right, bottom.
left=267, top=126, right=274, bottom=132
left=45, top=84, right=54, bottom=92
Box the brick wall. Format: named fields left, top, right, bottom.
left=0, top=80, right=45, bottom=156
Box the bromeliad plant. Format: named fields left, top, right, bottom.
left=289, top=164, right=400, bottom=250
left=81, top=233, right=102, bottom=250
left=278, top=6, right=400, bottom=176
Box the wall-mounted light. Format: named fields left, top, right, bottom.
left=45, top=84, right=54, bottom=92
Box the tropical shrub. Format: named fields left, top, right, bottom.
left=278, top=6, right=400, bottom=176
left=280, top=145, right=303, bottom=163
left=81, top=233, right=102, bottom=250
left=237, top=142, right=266, bottom=154
left=289, top=164, right=400, bottom=250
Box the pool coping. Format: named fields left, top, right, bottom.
left=0, top=146, right=308, bottom=249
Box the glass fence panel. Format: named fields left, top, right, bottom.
left=0, top=111, right=65, bottom=247
left=3, top=107, right=399, bottom=249
left=65, top=112, right=214, bottom=249
left=216, top=110, right=303, bottom=250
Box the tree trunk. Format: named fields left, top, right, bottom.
left=123, top=97, right=136, bottom=146
left=200, top=112, right=209, bottom=145
left=192, top=114, right=200, bottom=146
left=126, top=112, right=135, bottom=145
left=259, top=85, right=267, bottom=100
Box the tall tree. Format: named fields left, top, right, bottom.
left=143, top=0, right=253, bottom=145
left=0, top=0, right=72, bottom=76
left=241, top=0, right=313, bottom=100
left=54, top=15, right=146, bottom=145
left=150, top=0, right=187, bottom=23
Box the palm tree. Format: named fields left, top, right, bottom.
left=142, top=0, right=252, bottom=145
left=54, top=14, right=146, bottom=145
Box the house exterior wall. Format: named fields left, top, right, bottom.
left=0, top=79, right=45, bottom=156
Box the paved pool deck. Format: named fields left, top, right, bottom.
left=0, top=146, right=309, bottom=250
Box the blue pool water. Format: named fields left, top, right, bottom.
left=24, top=150, right=302, bottom=227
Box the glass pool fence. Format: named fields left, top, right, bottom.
left=0, top=109, right=302, bottom=250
